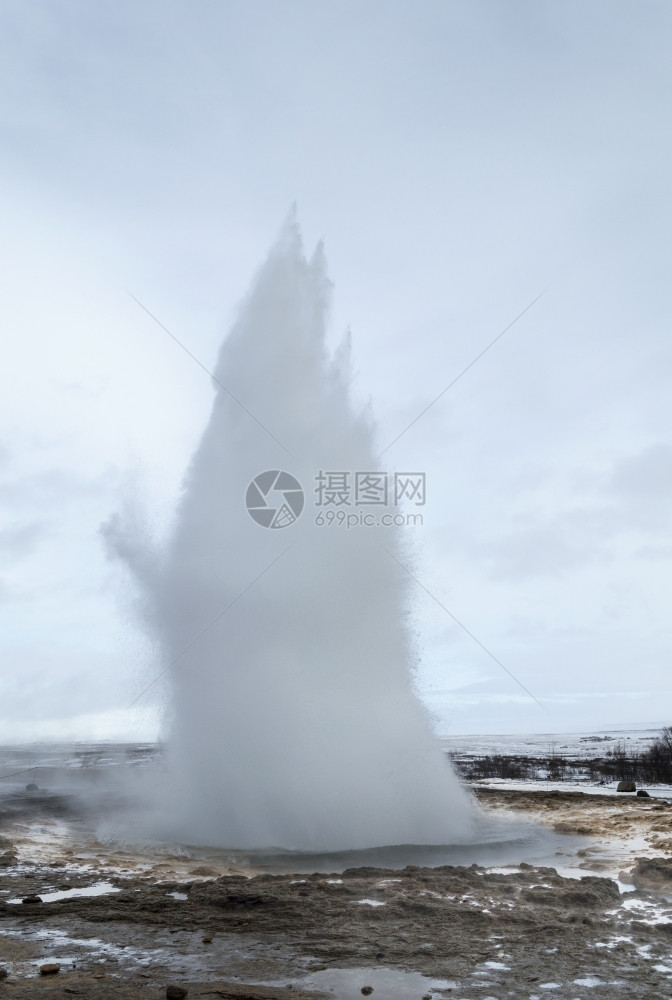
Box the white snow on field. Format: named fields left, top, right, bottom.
left=7, top=881, right=120, bottom=904
left=613, top=896, right=672, bottom=924
left=441, top=729, right=665, bottom=759
left=471, top=778, right=672, bottom=798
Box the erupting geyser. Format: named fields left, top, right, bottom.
left=114, top=213, right=474, bottom=850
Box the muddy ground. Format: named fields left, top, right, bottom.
left=2, top=786, right=672, bottom=998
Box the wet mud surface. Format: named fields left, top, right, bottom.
left=473, top=785, right=672, bottom=871
left=2, top=787, right=672, bottom=998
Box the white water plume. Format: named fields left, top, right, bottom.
left=111, top=213, right=474, bottom=850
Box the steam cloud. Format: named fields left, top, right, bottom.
left=115, top=213, right=474, bottom=850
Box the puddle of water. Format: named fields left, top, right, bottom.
left=168, top=891, right=188, bottom=900
left=244, top=816, right=590, bottom=874
left=271, top=966, right=458, bottom=999
left=356, top=898, right=385, bottom=907
left=6, top=881, right=120, bottom=904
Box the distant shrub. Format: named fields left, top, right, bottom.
left=546, top=754, right=567, bottom=781
left=639, top=726, right=672, bottom=784
left=603, top=742, right=637, bottom=782
left=449, top=725, right=672, bottom=786
left=452, top=755, right=533, bottom=781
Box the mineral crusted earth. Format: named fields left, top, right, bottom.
left=2, top=787, right=672, bottom=997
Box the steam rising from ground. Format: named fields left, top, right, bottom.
left=110, top=214, right=473, bottom=850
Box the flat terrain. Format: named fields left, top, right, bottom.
left=1, top=786, right=672, bottom=998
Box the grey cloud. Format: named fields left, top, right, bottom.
left=482, top=443, right=672, bottom=580
left=0, top=522, right=44, bottom=559
left=487, top=523, right=603, bottom=580
left=606, top=444, right=672, bottom=531
left=0, top=467, right=115, bottom=508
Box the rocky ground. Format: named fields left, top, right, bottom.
left=2, top=786, right=672, bottom=998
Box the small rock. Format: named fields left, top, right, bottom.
left=617, top=780, right=636, bottom=792
left=26, top=783, right=39, bottom=792
left=166, top=986, right=188, bottom=1000
left=22, top=894, right=42, bottom=904
left=361, top=988, right=374, bottom=996
left=637, top=789, right=650, bottom=797
left=202, top=935, right=213, bottom=943
left=0, top=851, right=17, bottom=867
left=0, top=967, right=8, bottom=980
left=39, top=964, right=61, bottom=975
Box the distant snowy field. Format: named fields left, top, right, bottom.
left=442, top=727, right=672, bottom=798
left=0, top=742, right=159, bottom=792
left=440, top=727, right=663, bottom=759
left=0, top=728, right=665, bottom=781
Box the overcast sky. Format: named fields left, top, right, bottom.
left=1, top=0, right=671, bottom=742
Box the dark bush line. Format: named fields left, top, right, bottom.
left=449, top=726, right=672, bottom=785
